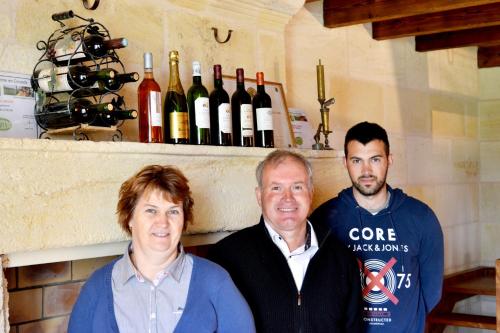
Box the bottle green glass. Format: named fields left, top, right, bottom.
left=252, top=71, right=274, bottom=148
left=33, top=65, right=116, bottom=93
left=50, top=32, right=128, bottom=65
left=231, top=68, right=253, bottom=147
left=209, top=64, right=232, bottom=146
left=35, top=98, right=114, bottom=129
left=96, top=109, right=138, bottom=127
left=187, top=61, right=210, bottom=145
left=71, top=72, right=139, bottom=97
left=164, top=50, right=189, bottom=144
left=102, top=72, right=139, bottom=91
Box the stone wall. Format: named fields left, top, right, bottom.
left=285, top=2, right=483, bottom=275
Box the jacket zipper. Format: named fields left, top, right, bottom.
left=297, top=292, right=301, bottom=306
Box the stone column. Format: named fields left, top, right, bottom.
left=0, top=256, right=10, bottom=333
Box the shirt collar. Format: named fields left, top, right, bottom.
left=116, top=242, right=187, bottom=285
left=264, top=220, right=318, bottom=254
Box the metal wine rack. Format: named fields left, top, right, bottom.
left=32, top=10, right=134, bottom=141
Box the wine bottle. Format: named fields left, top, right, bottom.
left=70, top=72, right=139, bottom=98
left=252, top=72, right=274, bottom=148
left=187, top=61, right=210, bottom=145
left=164, top=50, right=189, bottom=144
left=138, top=52, right=162, bottom=143
left=231, top=68, right=253, bottom=147
left=35, top=98, right=114, bottom=129
left=49, top=32, right=128, bottom=64
left=33, top=65, right=116, bottom=93
left=209, top=64, right=232, bottom=146
left=96, top=109, right=138, bottom=127
left=102, top=72, right=139, bottom=91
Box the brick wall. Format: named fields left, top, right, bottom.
left=4, top=245, right=211, bottom=333
left=6, top=256, right=117, bottom=333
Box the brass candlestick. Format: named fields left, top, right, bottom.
left=312, top=59, right=334, bottom=150
left=312, top=97, right=335, bottom=150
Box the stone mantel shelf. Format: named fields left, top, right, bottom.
left=0, top=138, right=345, bottom=267
left=0, top=137, right=338, bottom=158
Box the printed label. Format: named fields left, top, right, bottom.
left=240, top=104, right=253, bottom=137
left=194, top=97, right=210, bottom=129
left=170, top=112, right=188, bottom=139
left=53, top=34, right=85, bottom=61
left=149, top=91, right=162, bottom=127
left=256, top=107, right=273, bottom=131
left=37, top=67, right=72, bottom=92
left=218, top=103, right=232, bottom=134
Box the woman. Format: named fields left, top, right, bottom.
left=68, top=165, right=255, bottom=333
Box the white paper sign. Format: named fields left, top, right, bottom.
left=0, top=71, right=38, bottom=138
left=288, top=108, right=315, bottom=149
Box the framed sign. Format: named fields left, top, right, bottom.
left=222, top=75, right=296, bottom=148
left=0, top=71, right=38, bottom=138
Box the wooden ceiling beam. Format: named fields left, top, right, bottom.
left=324, top=0, right=500, bottom=28
left=416, top=26, right=500, bottom=52
left=372, top=3, right=500, bottom=40
left=478, top=45, right=500, bottom=68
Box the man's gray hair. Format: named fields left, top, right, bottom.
left=255, top=150, right=313, bottom=189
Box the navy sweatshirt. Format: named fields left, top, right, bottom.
left=310, top=186, right=444, bottom=333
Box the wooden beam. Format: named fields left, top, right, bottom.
left=416, top=26, right=500, bottom=52
left=324, top=0, right=500, bottom=28
left=373, top=3, right=500, bottom=40
left=496, top=259, right=499, bottom=332
left=478, top=45, right=500, bottom=68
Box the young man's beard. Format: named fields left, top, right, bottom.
left=351, top=173, right=387, bottom=197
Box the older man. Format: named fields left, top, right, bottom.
left=209, top=150, right=362, bottom=333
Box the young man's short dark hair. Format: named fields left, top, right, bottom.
left=344, top=121, right=390, bottom=156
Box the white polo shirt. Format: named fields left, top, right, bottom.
left=264, top=221, right=319, bottom=291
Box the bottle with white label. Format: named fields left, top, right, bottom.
left=49, top=32, right=128, bottom=65
left=231, top=68, right=253, bottom=147
left=209, top=64, right=232, bottom=146
left=138, top=52, right=162, bottom=143
left=187, top=61, right=211, bottom=145
left=252, top=71, right=274, bottom=148
left=164, top=50, right=189, bottom=144
left=33, top=65, right=116, bottom=93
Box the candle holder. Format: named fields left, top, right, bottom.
left=312, top=97, right=335, bottom=150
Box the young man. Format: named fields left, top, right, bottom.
left=310, top=122, right=444, bottom=333
left=209, top=150, right=363, bottom=333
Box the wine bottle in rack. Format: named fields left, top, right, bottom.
left=138, top=52, right=162, bottom=143
left=71, top=72, right=139, bottom=98
left=209, top=64, right=232, bottom=146
left=102, top=72, right=139, bottom=91
left=36, top=98, right=114, bottom=129
left=231, top=68, right=253, bottom=147
left=187, top=61, right=210, bottom=145
left=252, top=71, right=274, bottom=148
left=97, top=109, right=138, bottom=127
left=49, top=32, right=128, bottom=64
left=164, top=50, right=189, bottom=144
left=33, top=65, right=117, bottom=93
